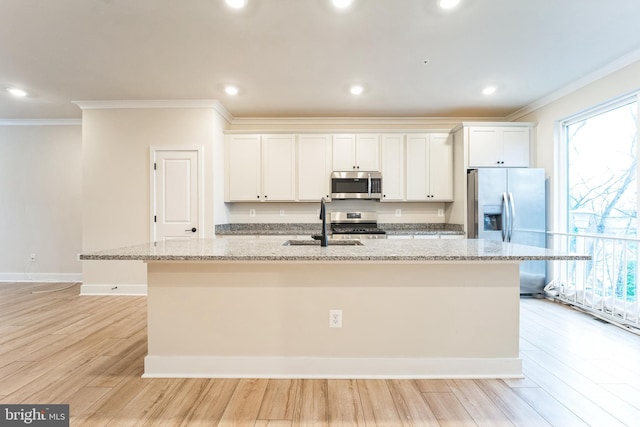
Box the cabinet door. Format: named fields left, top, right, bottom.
left=332, top=135, right=356, bottom=170
left=467, top=127, right=501, bottom=167
left=429, top=134, right=453, bottom=201
left=227, top=135, right=261, bottom=201
left=262, top=134, right=296, bottom=201
left=381, top=135, right=404, bottom=201
left=298, top=134, right=332, bottom=200
left=502, top=127, right=530, bottom=167
left=405, top=135, right=429, bottom=201
left=355, top=134, right=380, bottom=171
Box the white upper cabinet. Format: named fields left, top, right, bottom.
left=428, top=134, right=454, bottom=201
left=467, top=126, right=530, bottom=168
left=406, top=134, right=453, bottom=201
left=380, top=134, right=405, bottom=201
left=332, top=134, right=380, bottom=171
left=262, top=135, right=296, bottom=201
left=298, top=134, right=332, bottom=201
left=227, top=135, right=262, bottom=202
left=226, top=134, right=296, bottom=202
left=226, top=131, right=455, bottom=203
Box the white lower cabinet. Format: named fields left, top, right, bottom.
left=389, top=233, right=463, bottom=239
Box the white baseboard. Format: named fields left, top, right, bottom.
left=143, top=356, right=523, bottom=379
left=80, top=283, right=147, bottom=296
left=0, top=273, right=82, bottom=283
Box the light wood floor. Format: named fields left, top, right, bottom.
left=1, top=283, right=640, bottom=426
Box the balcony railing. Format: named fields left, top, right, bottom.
left=547, top=231, right=640, bottom=332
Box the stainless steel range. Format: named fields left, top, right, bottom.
left=329, top=211, right=386, bottom=239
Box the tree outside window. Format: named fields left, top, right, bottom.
left=567, top=101, right=638, bottom=236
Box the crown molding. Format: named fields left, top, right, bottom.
left=72, top=99, right=234, bottom=123
left=228, top=116, right=505, bottom=128
left=0, top=119, right=81, bottom=126
left=507, top=48, right=640, bottom=121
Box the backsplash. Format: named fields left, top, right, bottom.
left=224, top=200, right=449, bottom=224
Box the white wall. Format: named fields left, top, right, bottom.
left=516, top=59, right=640, bottom=232
left=81, top=107, right=228, bottom=294
left=0, top=124, right=82, bottom=282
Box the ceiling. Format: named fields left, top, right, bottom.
left=1, top=0, right=640, bottom=120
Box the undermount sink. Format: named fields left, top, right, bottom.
left=283, top=239, right=363, bottom=246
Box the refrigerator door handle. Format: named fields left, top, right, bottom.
left=501, top=192, right=509, bottom=242
left=508, top=192, right=516, bottom=242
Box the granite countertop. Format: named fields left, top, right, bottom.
left=80, top=238, right=589, bottom=262
left=214, top=223, right=465, bottom=236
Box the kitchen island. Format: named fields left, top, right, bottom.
left=81, top=238, right=587, bottom=379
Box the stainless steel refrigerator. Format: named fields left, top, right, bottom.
left=467, top=168, right=546, bottom=294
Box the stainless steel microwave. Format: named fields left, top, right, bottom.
left=331, top=171, right=382, bottom=200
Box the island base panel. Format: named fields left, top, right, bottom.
left=145, top=261, right=521, bottom=378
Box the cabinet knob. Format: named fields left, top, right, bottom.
left=257, top=195, right=260, bottom=199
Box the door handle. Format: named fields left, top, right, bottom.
left=501, top=192, right=509, bottom=242
left=185, top=227, right=197, bottom=233
left=508, top=192, right=515, bottom=242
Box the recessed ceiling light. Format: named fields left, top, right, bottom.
left=482, top=86, right=497, bottom=95
left=332, top=0, right=353, bottom=9
left=439, top=0, right=460, bottom=10
left=350, top=85, right=364, bottom=95
left=224, top=85, right=239, bottom=96
left=225, top=0, right=247, bottom=9
left=7, top=87, right=27, bottom=97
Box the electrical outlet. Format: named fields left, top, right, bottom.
left=279, top=209, right=285, bottom=216
left=395, top=209, right=401, bottom=217
left=30, top=253, right=36, bottom=262
left=249, top=209, right=256, bottom=217
left=329, top=309, right=342, bottom=328
left=438, top=208, right=444, bottom=217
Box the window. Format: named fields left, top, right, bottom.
left=559, top=95, right=639, bottom=305
left=563, top=97, right=638, bottom=236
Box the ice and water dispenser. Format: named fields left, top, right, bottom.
left=483, top=205, right=502, bottom=231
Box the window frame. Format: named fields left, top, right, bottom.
left=556, top=92, right=640, bottom=235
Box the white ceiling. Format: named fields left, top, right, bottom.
left=1, top=0, right=640, bottom=120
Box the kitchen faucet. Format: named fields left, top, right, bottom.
left=319, top=197, right=328, bottom=247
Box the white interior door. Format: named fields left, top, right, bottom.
left=152, top=148, right=202, bottom=241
